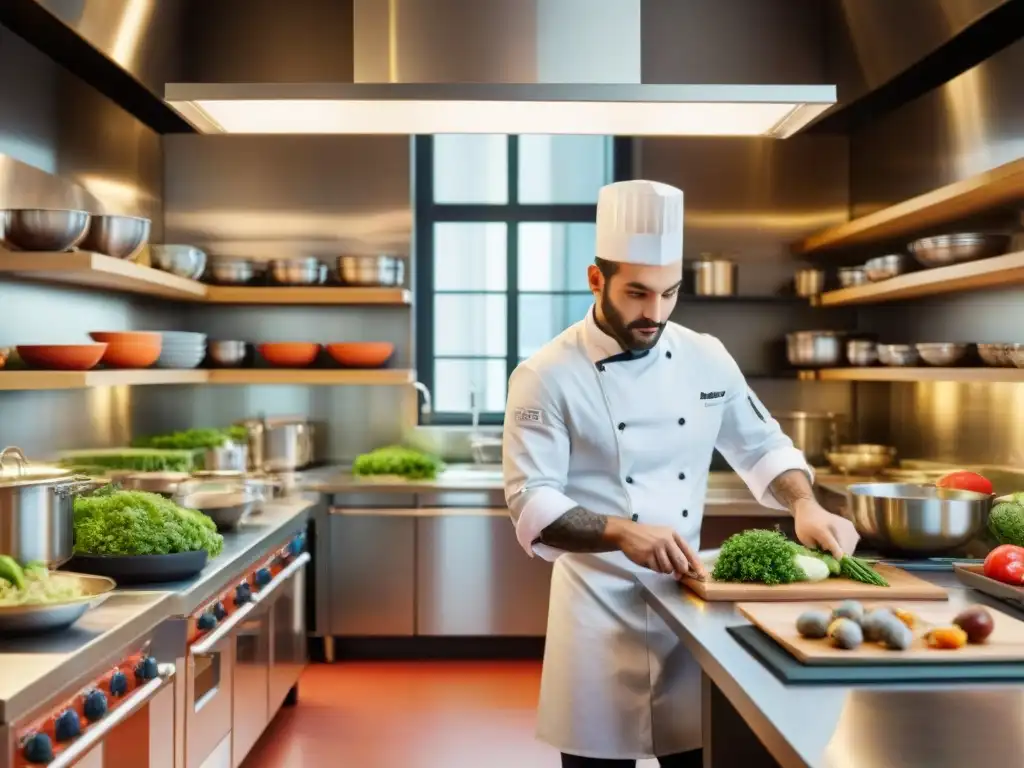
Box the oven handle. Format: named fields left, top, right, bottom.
left=254, top=551, right=310, bottom=605
left=47, top=664, right=175, bottom=768
left=190, top=551, right=310, bottom=655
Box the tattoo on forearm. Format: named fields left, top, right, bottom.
left=535, top=506, right=617, bottom=553
left=769, top=469, right=815, bottom=512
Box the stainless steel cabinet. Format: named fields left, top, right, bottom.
left=328, top=509, right=417, bottom=636
left=269, top=559, right=307, bottom=711
left=231, top=604, right=270, bottom=768
left=416, top=512, right=552, bottom=636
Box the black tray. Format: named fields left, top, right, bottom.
left=727, top=625, right=1024, bottom=684
left=65, top=550, right=208, bottom=584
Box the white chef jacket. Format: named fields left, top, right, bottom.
left=502, top=307, right=812, bottom=759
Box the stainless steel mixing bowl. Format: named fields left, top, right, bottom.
left=916, top=342, right=968, bottom=366
left=270, top=257, right=327, bottom=285
left=0, top=209, right=90, bottom=251
left=908, top=233, right=1009, bottom=268
left=864, top=254, right=904, bottom=281
left=80, top=214, right=151, bottom=259
left=208, top=340, right=248, bottom=367
left=209, top=259, right=259, bottom=285
left=150, top=245, right=207, bottom=279
left=877, top=344, right=919, bottom=367
left=843, top=482, right=992, bottom=556
left=837, top=267, right=868, bottom=288
left=786, top=331, right=844, bottom=368
left=826, top=444, right=896, bottom=475
left=337, top=254, right=405, bottom=287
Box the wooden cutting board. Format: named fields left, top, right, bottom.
left=737, top=601, right=1024, bottom=664
left=680, top=564, right=947, bottom=601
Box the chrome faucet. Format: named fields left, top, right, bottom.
left=412, top=381, right=433, bottom=423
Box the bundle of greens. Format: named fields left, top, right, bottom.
left=352, top=445, right=445, bottom=480
left=59, top=448, right=198, bottom=473
left=711, top=528, right=888, bottom=587
left=132, top=426, right=245, bottom=451
left=73, top=486, right=224, bottom=558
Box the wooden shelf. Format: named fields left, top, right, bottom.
left=0, top=250, right=207, bottom=300
left=815, top=250, right=1024, bottom=306
left=206, top=368, right=415, bottom=386
left=794, top=157, right=1024, bottom=254
left=0, top=369, right=209, bottom=390
left=815, top=367, right=1024, bottom=383
left=204, top=286, right=411, bottom=305
left=0, top=250, right=412, bottom=305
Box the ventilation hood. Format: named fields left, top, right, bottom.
left=165, top=0, right=836, bottom=138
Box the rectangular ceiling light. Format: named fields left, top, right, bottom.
left=165, top=84, right=836, bottom=138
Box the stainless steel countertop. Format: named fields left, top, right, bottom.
left=114, top=496, right=315, bottom=615
left=0, top=590, right=170, bottom=723
left=637, top=572, right=1024, bottom=768
left=0, top=496, right=314, bottom=724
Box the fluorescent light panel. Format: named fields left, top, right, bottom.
left=165, top=84, right=836, bottom=138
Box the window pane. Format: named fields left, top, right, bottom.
left=517, top=222, right=595, bottom=292
left=518, top=135, right=610, bottom=204
left=518, top=293, right=593, bottom=359
left=434, top=222, right=507, bottom=291
left=434, top=294, right=507, bottom=356
left=433, top=134, right=508, bottom=204
left=435, top=358, right=508, bottom=412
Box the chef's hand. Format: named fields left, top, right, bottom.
left=607, top=519, right=707, bottom=580
left=792, top=498, right=860, bottom=560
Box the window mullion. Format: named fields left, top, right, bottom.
left=506, top=136, right=519, bottom=387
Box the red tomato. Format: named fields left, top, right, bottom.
left=936, top=471, right=993, bottom=495
left=983, top=544, right=1024, bottom=585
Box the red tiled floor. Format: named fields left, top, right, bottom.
left=241, top=661, right=560, bottom=768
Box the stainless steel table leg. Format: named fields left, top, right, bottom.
left=701, top=672, right=781, bottom=768
left=323, top=635, right=336, bottom=663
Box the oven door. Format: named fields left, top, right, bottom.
left=230, top=602, right=270, bottom=768
left=186, top=620, right=239, bottom=768
left=268, top=553, right=310, bottom=713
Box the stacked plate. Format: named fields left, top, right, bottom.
left=157, top=331, right=207, bottom=369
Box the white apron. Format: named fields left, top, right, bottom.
left=503, top=308, right=811, bottom=760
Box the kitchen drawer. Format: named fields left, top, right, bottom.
left=328, top=509, right=416, bottom=636
left=416, top=513, right=552, bottom=636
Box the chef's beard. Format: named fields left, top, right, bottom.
left=599, top=288, right=667, bottom=351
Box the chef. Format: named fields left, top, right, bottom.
left=502, top=179, right=859, bottom=768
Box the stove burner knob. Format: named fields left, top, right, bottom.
left=197, top=612, right=217, bottom=631
left=23, top=733, right=53, bottom=764
left=54, top=709, right=81, bottom=742
left=135, top=656, right=159, bottom=682
left=213, top=601, right=228, bottom=620
left=83, top=689, right=108, bottom=722
left=235, top=583, right=252, bottom=605
left=109, top=670, right=129, bottom=697
left=255, top=568, right=272, bottom=588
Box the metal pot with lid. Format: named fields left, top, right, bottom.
left=0, top=446, right=95, bottom=567
left=772, top=413, right=847, bottom=467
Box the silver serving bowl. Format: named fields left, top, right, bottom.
left=846, top=339, right=877, bottom=366
left=843, top=482, right=992, bottom=556
left=908, top=233, right=1009, bottom=268
left=837, top=267, right=868, bottom=288
left=786, top=331, right=844, bottom=368
left=176, top=488, right=258, bottom=531
left=877, top=343, right=919, bottom=367
left=915, top=342, right=968, bottom=366
left=0, top=209, right=90, bottom=252
left=270, top=257, right=327, bottom=286
left=208, top=259, right=260, bottom=285
left=977, top=343, right=1014, bottom=367
left=151, top=245, right=207, bottom=279
left=337, top=254, right=405, bottom=287
left=208, top=340, right=248, bottom=367
left=80, top=214, right=151, bottom=259
left=0, top=572, right=115, bottom=634
left=825, top=444, right=896, bottom=476
left=864, top=254, right=904, bottom=282
left=110, top=471, right=192, bottom=496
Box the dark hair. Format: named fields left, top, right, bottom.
left=594, top=257, right=619, bottom=278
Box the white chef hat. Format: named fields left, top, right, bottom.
left=596, top=180, right=684, bottom=266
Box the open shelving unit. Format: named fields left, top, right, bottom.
left=814, top=367, right=1024, bottom=383
left=0, top=249, right=412, bottom=305
left=794, top=156, right=1024, bottom=255
left=0, top=368, right=416, bottom=391
left=814, top=250, right=1024, bottom=306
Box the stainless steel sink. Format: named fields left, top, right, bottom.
left=439, top=463, right=503, bottom=483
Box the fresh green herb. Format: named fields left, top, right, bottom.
left=712, top=529, right=804, bottom=585
left=59, top=448, right=197, bottom=473
left=73, top=488, right=224, bottom=558
left=132, top=427, right=243, bottom=451
left=840, top=555, right=889, bottom=587
left=352, top=445, right=445, bottom=481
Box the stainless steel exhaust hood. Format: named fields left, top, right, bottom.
left=165, top=0, right=836, bottom=138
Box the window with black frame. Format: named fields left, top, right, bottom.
left=415, top=134, right=631, bottom=425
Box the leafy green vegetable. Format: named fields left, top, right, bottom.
left=712, top=529, right=803, bottom=585
left=73, top=488, right=223, bottom=558
left=792, top=545, right=840, bottom=576
left=840, top=555, right=889, bottom=587
left=59, top=448, right=197, bottom=473
left=132, top=427, right=244, bottom=451
left=352, top=445, right=445, bottom=480
left=989, top=498, right=1024, bottom=547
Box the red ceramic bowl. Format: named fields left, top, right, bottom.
left=258, top=342, right=321, bottom=367
left=17, top=344, right=108, bottom=371
left=325, top=342, right=395, bottom=368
